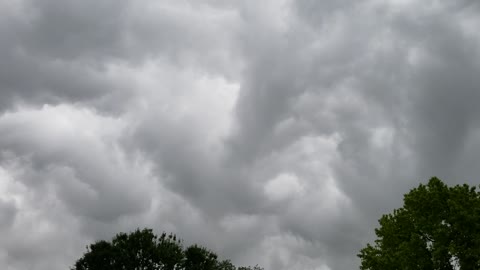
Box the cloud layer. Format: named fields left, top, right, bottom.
left=1, top=0, right=480, bottom=269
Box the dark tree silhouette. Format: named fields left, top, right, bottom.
left=72, top=228, right=263, bottom=270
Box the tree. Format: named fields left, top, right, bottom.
left=72, top=229, right=184, bottom=270
left=72, top=228, right=263, bottom=270
left=183, top=245, right=218, bottom=270
left=358, top=177, right=480, bottom=270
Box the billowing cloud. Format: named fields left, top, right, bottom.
left=1, top=0, right=480, bottom=269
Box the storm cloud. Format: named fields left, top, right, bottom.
left=1, top=0, right=480, bottom=269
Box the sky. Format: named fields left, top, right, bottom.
left=1, top=0, right=480, bottom=269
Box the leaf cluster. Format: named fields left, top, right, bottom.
left=72, top=228, right=262, bottom=270
left=358, top=177, right=480, bottom=270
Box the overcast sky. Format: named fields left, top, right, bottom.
left=1, top=0, right=480, bottom=269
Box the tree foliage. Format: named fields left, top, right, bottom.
left=72, top=228, right=262, bottom=270
left=358, top=177, right=480, bottom=270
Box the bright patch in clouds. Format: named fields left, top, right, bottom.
left=264, top=173, right=304, bottom=201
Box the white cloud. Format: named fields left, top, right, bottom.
left=264, top=173, right=304, bottom=201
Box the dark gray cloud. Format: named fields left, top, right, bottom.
left=1, top=0, right=480, bottom=269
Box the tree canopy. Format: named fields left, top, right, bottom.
left=358, top=177, right=480, bottom=270
left=72, top=228, right=263, bottom=270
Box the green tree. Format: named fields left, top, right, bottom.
left=72, top=229, right=184, bottom=270
left=72, top=228, right=263, bottom=270
left=216, top=260, right=236, bottom=270
left=358, top=177, right=480, bottom=270
left=183, top=244, right=219, bottom=270
left=73, top=240, right=116, bottom=270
